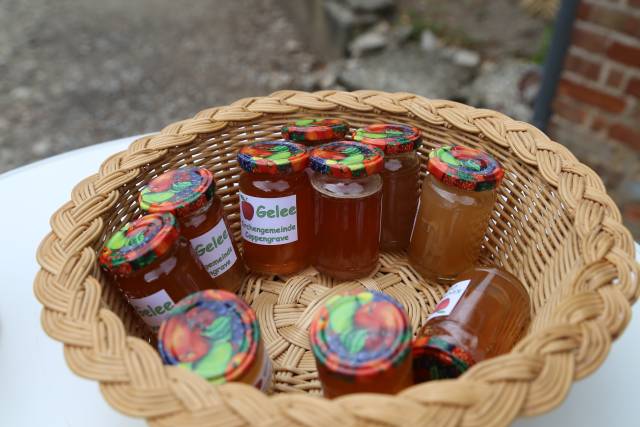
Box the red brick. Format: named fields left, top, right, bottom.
left=565, top=53, right=602, bottom=80
left=630, top=0, right=640, bottom=9
left=608, top=123, right=640, bottom=150
left=627, top=77, right=640, bottom=98
left=570, top=26, right=609, bottom=54
left=607, top=42, right=640, bottom=67
left=557, top=78, right=627, bottom=112
left=591, top=115, right=609, bottom=133
left=552, top=97, right=589, bottom=124
left=605, top=68, right=625, bottom=89
left=578, top=3, right=640, bottom=38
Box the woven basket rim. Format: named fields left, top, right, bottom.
left=34, top=90, right=639, bottom=427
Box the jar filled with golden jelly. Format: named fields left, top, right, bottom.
left=413, top=266, right=530, bottom=382
left=237, top=141, right=313, bottom=275
left=352, top=124, right=422, bottom=251
left=281, top=118, right=349, bottom=147
left=140, top=167, right=245, bottom=292
left=309, top=142, right=384, bottom=280
left=158, top=290, right=273, bottom=391
left=309, top=290, right=413, bottom=398
left=408, top=146, right=504, bottom=281
left=99, top=213, right=212, bottom=332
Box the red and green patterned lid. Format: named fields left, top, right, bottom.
left=412, top=335, right=475, bottom=381
left=309, top=141, right=384, bottom=178
left=309, top=290, right=412, bottom=379
left=428, top=145, right=504, bottom=191
left=139, top=167, right=215, bottom=218
left=352, top=123, right=422, bottom=154
left=237, top=141, right=309, bottom=175
left=281, top=118, right=349, bottom=143
left=99, top=213, right=180, bottom=277
left=158, top=290, right=261, bottom=385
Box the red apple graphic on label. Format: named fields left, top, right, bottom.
left=241, top=200, right=254, bottom=220
left=434, top=298, right=450, bottom=312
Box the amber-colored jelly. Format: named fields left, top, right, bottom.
left=413, top=267, right=531, bottom=381
left=380, top=151, right=421, bottom=251
left=408, top=175, right=496, bottom=280
left=312, top=174, right=382, bottom=280
left=239, top=171, right=313, bottom=275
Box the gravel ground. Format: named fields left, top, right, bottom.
left=0, top=0, right=315, bottom=172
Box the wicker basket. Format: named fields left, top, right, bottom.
left=34, top=90, right=639, bottom=427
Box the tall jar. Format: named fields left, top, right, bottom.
left=140, top=167, right=245, bottom=293
left=408, top=146, right=504, bottom=281
left=99, top=213, right=212, bottom=332
left=309, top=290, right=413, bottom=398
left=237, top=141, right=313, bottom=275
left=413, top=266, right=530, bottom=381
left=309, top=141, right=384, bottom=280
left=158, top=290, right=273, bottom=391
left=352, top=124, right=422, bottom=251
left=281, top=118, right=349, bottom=147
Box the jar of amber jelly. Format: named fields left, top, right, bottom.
left=158, top=290, right=273, bottom=391
left=99, top=213, right=212, bottom=332
left=352, top=124, right=422, bottom=251
left=413, top=266, right=530, bottom=381
left=237, top=141, right=313, bottom=275
left=140, top=167, right=245, bottom=292
left=408, top=146, right=504, bottom=281
left=309, top=290, right=413, bottom=398
left=281, top=118, right=349, bottom=147
left=309, top=142, right=384, bottom=280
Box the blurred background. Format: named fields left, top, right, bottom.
left=0, top=0, right=638, bottom=237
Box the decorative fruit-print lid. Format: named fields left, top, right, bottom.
left=428, top=145, right=504, bottom=191
left=309, top=290, right=412, bottom=379
left=412, top=335, right=475, bottom=381
left=158, top=290, right=261, bottom=385
left=352, top=123, right=421, bottom=154
left=237, top=141, right=309, bottom=175
left=139, top=167, right=215, bottom=218
left=281, top=118, right=349, bottom=143
left=309, top=141, right=384, bottom=179
left=99, top=213, right=180, bottom=277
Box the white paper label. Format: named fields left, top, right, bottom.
left=239, top=192, right=298, bottom=245
left=427, top=280, right=471, bottom=320
left=190, top=218, right=238, bottom=278
left=129, top=289, right=176, bottom=332
left=254, top=354, right=273, bottom=392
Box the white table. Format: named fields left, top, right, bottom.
left=0, top=136, right=637, bottom=427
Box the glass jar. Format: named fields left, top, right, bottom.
left=237, top=141, right=313, bottom=275
left=413, top=266, right=530, bottom=381
left=158, top=290, right=273, bottom=391
left=352, top=124, right=422, bottom=251
left=309, top=141, right=383, bottom=280
left=310, top=290, right=413, bottom=398
left=408, top=146, right=504, bottom=281
left=140, top=167, right=245, bottom=293
left=281, top=118, right=349, bottom=147
left=99, top=213, right=212, bottom=332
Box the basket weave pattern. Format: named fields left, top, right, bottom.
left=34, top=90, right=638, bottom=426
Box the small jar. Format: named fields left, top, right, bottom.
left=281, top=118, right=349, bottom=147
left=413, top=266, right=530, bottom=382
left=158, top=290, right=273, bottom=391
left=310, top=290, right=413, bottom=398
left=140, top=167, right=245, bottom=293
left=309, top=142, right=384, bottom=280
left=237, top=141, right=313, bottom=275
left=99, top=213, right=212, bottom=332
left=352, top=124, right=422, bottom=251
left=408, top=146, right=504, bottom=281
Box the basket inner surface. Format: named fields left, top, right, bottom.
left=95, top=111, right=580, bottom=395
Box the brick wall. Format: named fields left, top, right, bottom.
left=550, top=0, right=640, bottom=237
